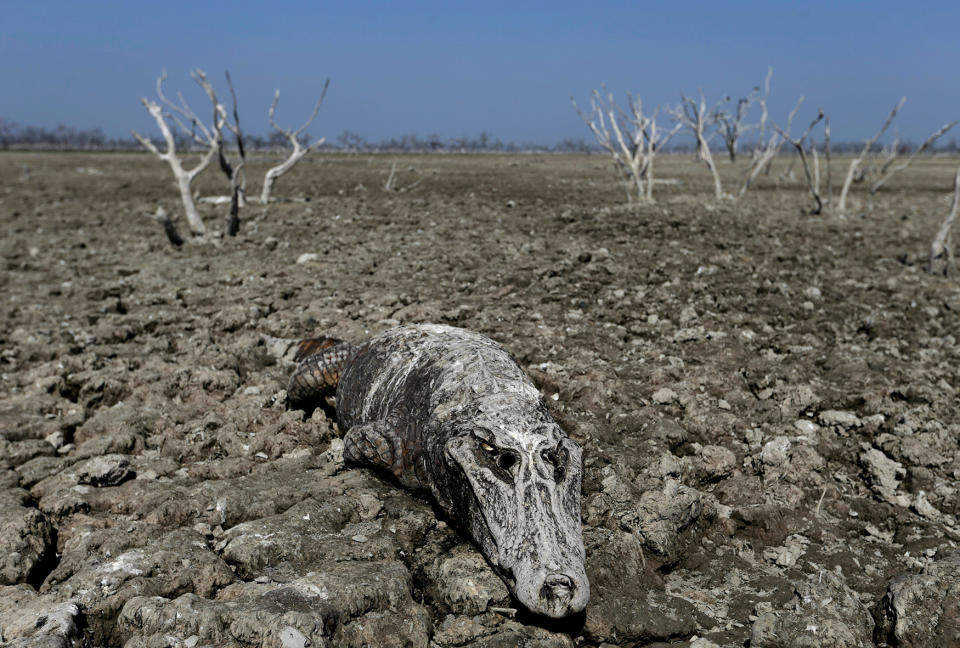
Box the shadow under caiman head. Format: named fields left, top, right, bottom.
left=441, top=420, right=589, bottom=618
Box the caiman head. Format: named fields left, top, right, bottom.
left=440, top=417, right=589, bottom=618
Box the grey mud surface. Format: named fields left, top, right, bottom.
left=1, top=152, right=959, bottom=647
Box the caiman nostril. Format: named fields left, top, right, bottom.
left=543, top=573, right=574, bottom=604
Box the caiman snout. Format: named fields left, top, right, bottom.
left=445, top=428, right=589, bottom=618
left=529, top=569, right=588, bottom=618
left=542, top=572, right=574, bottom=609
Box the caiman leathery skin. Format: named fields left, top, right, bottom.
left=287, top=323, right=589, bottom=618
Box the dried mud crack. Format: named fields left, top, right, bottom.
left=1, top=152, right=959, bottom=647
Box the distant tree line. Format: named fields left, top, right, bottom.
left=3, top=116, right=960, bottom=155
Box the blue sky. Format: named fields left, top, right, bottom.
left=2, top=1, right=958, bottom=145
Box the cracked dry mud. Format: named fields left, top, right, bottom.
left=1, top=152, right=959, bottom=647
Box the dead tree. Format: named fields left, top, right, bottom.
left=837, top=97, right=906, bottom=212
left=929, top=166, right=960, bottom=276
left=863, top=120, right=957, bottom=214
left=572, top=89, right=680, bottom=204
left=132, top=70, right=223, bottom=236
left=260, top=80, right=330, bottom=205
left=740, top=96, right=802, bottom=196
left=775, top=108, right=826, bottom=214
left=668, top=92, right=726, bottom=199
left=383, top=160, right=425, bottom=193
left=713, top=82, right=762, bottom=162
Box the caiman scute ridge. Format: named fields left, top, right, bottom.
left=287, top=323, right=589, bottom=619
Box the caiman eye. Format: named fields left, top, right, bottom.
left=478, top=440, right=518, bottom=476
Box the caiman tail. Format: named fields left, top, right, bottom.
left=287, top=337, right=357, bottom=404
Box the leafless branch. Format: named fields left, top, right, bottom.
left=383, top=159, right=426, bottom=193
left=220, top=70, right=247, bottom=234
left=740, top=95, right=802, bottom=197
left=864, top=121, right=957, bottom=214
left=667, top=91, right=726, bottom=199
left=155, top=70, right=214, bottom=147
left=774, top=107, right=826, bottom=214
left=573, top=89, right=679, bottom=204
left=189, top=68, right=249, bottom=236
left=837, top=97, right=906, bottom=212
left=929, top=166, right=960, bottom=276
left=132, top=71, right=221, bottom=237
left=713, top=85, right=760, bottom=162
left=752, top=67, right=773, bottom=160
left=260, top=79, right=331, bottom=205
left=876, top=134, right=901, bottom=177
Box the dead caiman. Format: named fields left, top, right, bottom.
left=287, top=323, right=589, bottom=619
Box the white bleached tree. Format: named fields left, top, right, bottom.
left=775, top=107, right=826, bottom=214
left=260, top=79, right=330, bottom=205
left=667, top=92, right=726, bottom=199
left=713, top=70, right=769, bottom=163
left=929, top=166, right=960, bottom=276
left=862, top=120, right=956, bottom=215
left=837, top=98, right=906, bottom=213
left=740, top=94, right=802, bottom=197
left=132, top=70, right=224, bottom=236
left=573, top=88, right=680, bottom=204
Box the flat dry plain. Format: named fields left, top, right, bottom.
left=2, top=151, right=959, bottom=647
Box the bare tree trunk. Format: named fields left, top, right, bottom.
left=384, top=159, right=398, bottom=192
left=715, top=88, right=761, bottom=163
left=221, top=70, right=246, bottom=236
left=725, top=139, right=736, bottom=162
left=837, top=97, right=906, bottom=212
left=702, top=141, right=724, bottom=200
left=133, top=105, right=216, bottom=235
left=175, top=172, right=202, bottom=233
left=644, top=149, right=655, bottom=203
left=775, top=109, right=826, bottom=214
left=929, top=166, right=960, bottom=276
left=824, top=117, right=832, bottom=209
left=812, top=144, right=820, bottom=197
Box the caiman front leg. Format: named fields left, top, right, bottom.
left=343, top=420, right=424, bottom=490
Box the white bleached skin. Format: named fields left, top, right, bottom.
left=335, top=324, right=589, bottom=618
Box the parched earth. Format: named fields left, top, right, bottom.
left=1, top=151, right=959, bottom=647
